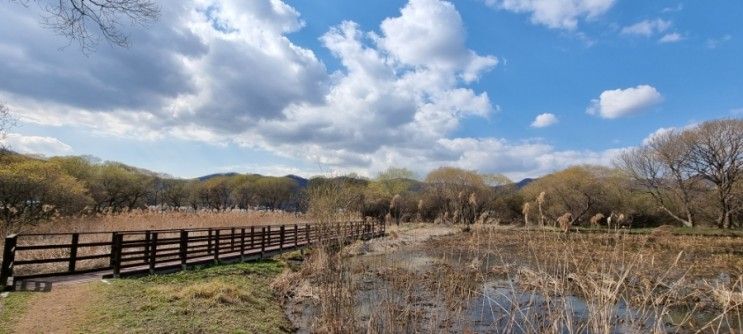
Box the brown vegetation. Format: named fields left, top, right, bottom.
left=281, top=224, right=743, bottom=333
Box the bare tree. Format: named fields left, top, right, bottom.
left=12, top=0, right=159, bottom=52
left=683, top=119, right=743, bottom=228
left=0, top=103, right=15, bottom=151
left=618, top=130, right=699, bottom=227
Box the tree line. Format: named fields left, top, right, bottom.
left=0, top=119, right=741, bottom=232
left=0, top=153, right=303, bottom=232
left=304, top=119, right=742, bottom=230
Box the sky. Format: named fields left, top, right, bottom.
left=1, top=0, right=742, bottom=180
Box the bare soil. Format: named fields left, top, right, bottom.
left=13, top=282, right=95, bottom=334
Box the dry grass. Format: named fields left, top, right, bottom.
left=78, top=260, right=292, bottom=333
left=18, top=210, right=307, bottom=235
left=283, top=224, right=743, bottom=333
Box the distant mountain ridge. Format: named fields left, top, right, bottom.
left=516, top=178, right=535, bottom=189
left=196, top=172, right=239, bottom=181
left=196, top=172, right=310, bottom=188
left=196, top=173, right=534, bottom=190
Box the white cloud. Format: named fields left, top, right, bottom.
left=531, top=113, right=558, bottom=128
left=485, top=0, right=616, bottom=30
left=642, top=127, right=675, bottom=145
left=659, top=32, right=683, bottom=43
left=707, top=35, right=732, bottom=49
left=621, top=19, right=671, bottom=37
left=3, top=133, right=73, bottom=156
left=0, top=0, right=631, bottom=179
left=587, top=85, right=663, bottom=119
left=378, top=0, right=497, bottom=82
left=661, top=4, right=683, bottom=13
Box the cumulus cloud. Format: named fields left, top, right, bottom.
left=0, top=0, right=628, bottom=179
left=3, top=133, right=73, bottom=156
left=531, top=113, right=558, bottom=128
left=485, top=0, right=616, bottom=30
left=378, top=0, right=498, bottom=82
left=587, top=85, right=663, bottom=119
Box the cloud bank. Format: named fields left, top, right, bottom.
left=4, top=133, right=73, bottom=156
left=0, top=0, right=625, bottom=179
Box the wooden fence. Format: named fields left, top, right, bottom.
left=1, top=220, right=385, bottom=290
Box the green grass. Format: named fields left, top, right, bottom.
left=78, top=260, right=293, bottom=333
left=0, top=292, right=34, bottom=334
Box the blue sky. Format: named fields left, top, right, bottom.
left=1, top=0, right=741, bottom=180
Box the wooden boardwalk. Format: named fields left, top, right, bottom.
left=1, top=221, right=385, bottom=290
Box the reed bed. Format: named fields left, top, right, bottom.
left=281, top=225, right=743, bottom=333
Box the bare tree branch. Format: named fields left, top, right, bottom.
left=11, top=0, right=160, bottom=52
left=0, top=103, right=16, bottom=152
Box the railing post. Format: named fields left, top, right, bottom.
left=207, top=228, right=213, bottom=255
left=144, top=230, right=151, bottom=265
left=68, top=233, right=79, bottom=273
left=305, top=224, right=310, bottom=245
left=240, top=228, right=245, bottom=261
left=149, top=232, right=158, bottom=274
left=180, top=230, right=188, bottom=270
left=279, top=225, right=285, bottom=251
left=230, top=228, right=235, bottom=252
left=250, top=226, right=255, bottom=249
left=260, top=227, right=266, bottom=259
left=294, top=224, right=298, bottom=248
left=111, top=233, right=122, bottom=278
left=214, top=229, right=220, bottom=264
left=1, top=234, right=17, bottom=291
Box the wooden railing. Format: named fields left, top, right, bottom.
left=1, top=220, right=385, bottom=290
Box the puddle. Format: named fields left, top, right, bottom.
left=467, top=280, right=666, bottom=333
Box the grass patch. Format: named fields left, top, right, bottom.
left=78, top=260, right=293, bottom=333
left=0, top=292, right=34, bottom=333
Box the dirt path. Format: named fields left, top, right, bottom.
left=12, top=282, right=95, bottom=334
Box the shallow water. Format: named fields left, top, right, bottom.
left=287, top=232, right=742, bottom=333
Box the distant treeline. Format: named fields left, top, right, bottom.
left=0, top=119, right=741, bottom=232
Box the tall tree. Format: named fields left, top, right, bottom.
left=618, top=130, right=699, bottom=227
left=683, top=119, right=743, bottom=228
left=0, top=160, right=91, bottom=233
left=252, top=177, right=298, bottom=211
left=522, top=166, right=609, bottom=225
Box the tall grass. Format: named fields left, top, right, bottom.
left=14, top=210, right=307, bottom=235
left=285, top=225, right=743, bottom=333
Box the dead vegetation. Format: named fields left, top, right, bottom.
left=280, top=224, right=743, bottom=333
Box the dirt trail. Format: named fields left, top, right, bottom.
left=12, top=282, right=95, bottom=334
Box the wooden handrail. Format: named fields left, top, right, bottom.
left=1, top=221, right=385, bottom=290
